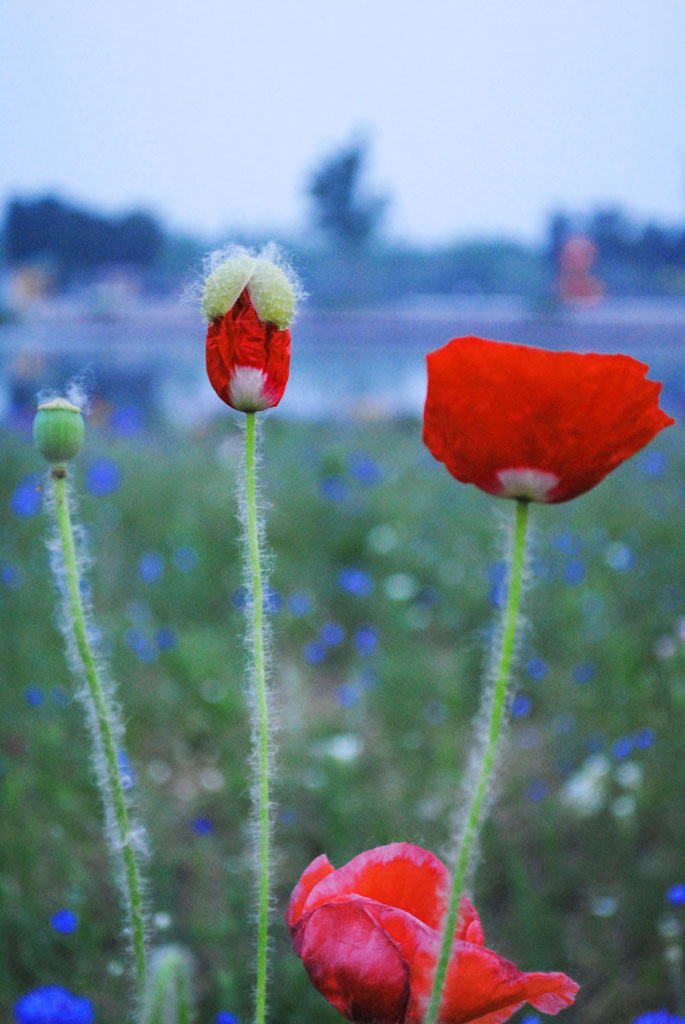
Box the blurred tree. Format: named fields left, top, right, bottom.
left=308, top=139, right=387, bottom=247
left=4, top=195, right=164, bottom=278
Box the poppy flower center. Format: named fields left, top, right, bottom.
left=228, top=365, right=274, bottom=412
left=496, top=467, right=560, bottom=502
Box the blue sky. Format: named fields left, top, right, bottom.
left=3, top=0, right=685, bottom=243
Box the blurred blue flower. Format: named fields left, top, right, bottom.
left=216, top=1014, right=239, bottom=1024
left=638, top=449, right=668, bottom=477
left=173, top=546, right=198, bottom=572
left=488, top=581, right=507, bottom=608
left=527, top=780, right=548, bottom=802
left=586, top=733, right=606, bottom=753
left=116, top=751, right=136, bottom=790
left=521, top=1017, right=541, bottom=1024
left=319, top=475, right=348, bottom=502
left=110, top=405, right=142, bottom=437
left=1, top=564, right=25, bottom=589
left=26, top=686, right=45, bottom=707
left=553, top=529, right=581, bottom=555
left=125, top=628, right=157, bottom=663
left=156, top=628, right=177, bottom=651
left=231, top=588, right=247, bottom=609
left=612, top=736, right=633, bottom=759
left=139, top=551, right=164, bottom=584
left=303, top=641, right=326, bottom=665
left=336, top=683, right=359, bottom=708
left=50, top=909, right=78, bottom=935
left=321, top=622, right=345, bottom=646
left=573, top=661, right=595, bottom=685
left=354, top=625, right=378, bottom=656
left=348, top=453, right=382, bottom=485
left=634, top=727, right=655, bottom=749
left=288, top=592, right=312, bottom=616
left=279, top=807, right=298, bottom=826
left=192, top=816, right=214, bottom=835
left=13, top=985, right=94, bottom=1024
left=85, top=457, right=121, bottom=496
left=667, top=884, right=685, bottom=906
left=11, top=474, right=42, bottom=516
left=511, top=694, right=531, bottom=718
left=563, top=559, right=586, bottom=586
left=632, top=1012, right=685, bottom=1024
left=338, top=568, right=373, bottom=597
left=525, top=657, right=547, bottom=681
left=264, top=589, right=282, bottom=614
left=415, top=585, right=438, bottom=608
left=605, top=542, right=634, bottom=572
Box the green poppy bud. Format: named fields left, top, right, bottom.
left=33, top=398, right=85, bottom=464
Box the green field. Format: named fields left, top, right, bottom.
left=2, top=411, right=684, bottom=1023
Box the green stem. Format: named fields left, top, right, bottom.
left=424, top=499, right=530, bottom=1024
left=244, top=413, right=270, bottom=1024
left=51, top=466, right=147, bottom=999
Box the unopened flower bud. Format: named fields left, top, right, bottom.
left=33, top=398, right=85, bottom=463
left=202, top=245, right=299, bottom=413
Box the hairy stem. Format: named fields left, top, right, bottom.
left=51, top=466, right=147, bottom=999
left=243, top=413, right=270, bottom=1024
left=424, top=499, right=530, bottom=1024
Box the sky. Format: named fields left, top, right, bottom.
left=3, top=0, right=685, bottom=245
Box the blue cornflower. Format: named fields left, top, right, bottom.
left=110, top=405, right=142, bottom=438
left=525, top=657, right=547, bottom=681
left=338, top=568, right=373, bottom=597
left=319, top=475, right=348, bottom=502
left=667, top=884, right=685, bottom=906
left=321, top=622, right=345, bottom=646
left=85, top=458, right=121, bottom=496
left=288, top=592, right=312, bottom=616
left=336, top=684, right=360, bottom=708
left=50, top=909, right=78, bottom=935
left=511, top=694, right=531, bottom=718
left=138, top=551, right=164, bottom=584
left=354, top=625, right=378, bottom=656
left=192, top=816, right=214, bottom=836
left=156, top=628, right=177, bottom=651
left=348, top=453, right=382, bottom=485
left=303, top=641, right=326, bottom=665
left=573, top=661, right=595, bottom=685
left=26, top=686, right=46, bottom=707
left=13, top=985, right=94, bottom=1024
left=11, top=474, right=42, bottom=516
left=563, top=559, right=585, bottom=586
left=632, top=1012, right=685, bottom=1024
left=216, top=1014, right=239, bottom=1024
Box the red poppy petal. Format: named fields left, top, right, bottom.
left=292, top=898, right=410, bottom=1024
left=301, top=843, right=450, bottom=931
left=423, top=336, right=673, bottom=503
left=285, top=853, right=334, bottom=930
left=362, top=903, right=577, bottom=1024
left=455, top=896, right=484, bottom=945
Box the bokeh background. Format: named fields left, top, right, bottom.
left=3, top=2, right=685, bottom=1022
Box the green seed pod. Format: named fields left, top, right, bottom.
left=33, top=398, right=85, bottom=464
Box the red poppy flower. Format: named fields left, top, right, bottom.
left=205, top=289, right=291, bottom=412
left=423, top=336, right=673, bottom=503
left=286, top=843, right=579, bottom=1024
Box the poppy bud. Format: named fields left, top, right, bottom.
left=202, top=246, right=299, bottom=412
left=33, top=398, right=85, bottom=464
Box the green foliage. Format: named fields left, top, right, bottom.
left=2, top=416, right=684, bottom=1023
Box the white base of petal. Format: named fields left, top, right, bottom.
left=229, top=366, right=273, bottom=412
left=496, top=467, right=560, bottom=502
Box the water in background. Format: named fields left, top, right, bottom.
left=2, top=296, right=685, bottom=422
